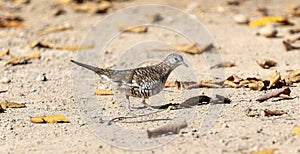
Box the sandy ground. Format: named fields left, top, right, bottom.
left=0, top=0, right=300, bottom=153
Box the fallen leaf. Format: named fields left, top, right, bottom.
left=0, top=16, right=25, bottom=28
left=56, top=0, right=72, bottom=6
left=27, top=41, right=94, bottom=51
left=263, top=109, right=287, bottom=117
left=256, top=59, right=277, bottom=69
left=0, top=49, right=9, bottom=59
left=211, top=61, right=235, bottom=68
left=291, top=125, right=300, bottom=136
left=180, top=95, right=211, bottom=107
left=30, top=114, right=69, bottom=124
left=117, top=24, right=148, bottom=33
left=251, top=148, right=277, bottom=154
left=282, top=40, right=300, bottom=51
left=246, top=79, right=265, bottom=91
left=284, top=69, right=300, bottom=85
left=147, top=121, right=187, bottom=138
left=39, top=23, right=72, bottom=35
left=165, top=81, right=181, bottom=89
left=199, top=80, right=222, bottom=88
left=95, top=89, right=113, bottom=95
left=173, top=43, right=213, bottom=54
left=265, top=71, right=281, bottom=89
left=5, top=50, right=40, bottom=66
left=223, top=75, right=243, bottom=88
left=74, top=1, right=112, bottom=14
left=248, top=16, right=291, bottom=27
left=12, top=0, right=30, bottom=6
left=256, top=87, right=291, bottom=102
left=0, top=102, right=26, bottom=109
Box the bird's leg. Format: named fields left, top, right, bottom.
left=125, top=95, right=133, bottom=112
left=141, top=99, right=154, bottom=110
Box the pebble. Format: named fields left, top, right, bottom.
left=36, top=74, right=47, bottom=81
left=233, top=14, right=249, bottom=24
left=0, top=77, right=11, bottom=84
left=259, top=25, right=277, bottom=38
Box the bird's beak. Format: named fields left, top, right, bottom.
left=182, top=61, right=188, bottom=67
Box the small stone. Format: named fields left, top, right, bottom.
left=36, top=74, right=47, bottom=81
left=233, top=14, right=249, bottom=24
left=259, top=25, right=277, bottom=38
left=0, top=77, right=11, bottom=84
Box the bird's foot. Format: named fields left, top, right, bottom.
left=141, top=101, right=155, bottom=110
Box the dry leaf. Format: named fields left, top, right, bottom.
left=12, top=0, right=30, bottom=5
left=223, top=75, right=243, bottom=88
left=95, top=89, right=113, bottom=95
left=246, top=80, right=265, bottom=91
left=173, top=43, right=213, bottom=54
left=256, top=87, right=291, bottom=102
left=30, top=114, right=69, bottom=124
left=199, top=80, right=222, bottom=88
left=264, top=109, right=287, bottom=117
left=5, top=50, right=40, bottom=66
left=0, top=102, right=26, bottom=109
left=257, top=59, right=277, bottom=69
left=0, top=49, right=9, bottom=59
left=27, top=41, right=94, bottom=51
left=180, top=95, right=211, bottom=107
left=282, top=40, right=300, bottom=51
left=74, top=1, right=112, bottom=14
left=291, top=125, right=300, bottom=136
left=265, top=71, right=281, bottom=89
left=0, top=16, right=25, bottom=28
left=248, top=16, right=291, bottom=27
left=284, top=69, right=300, bottom=85
left=251, top=148, right=277, bottom=154
left=147, top=121, right=187, bottom=138
left=211, top=61, right=235, bottom=68
left=165, top=81, right=181, bottom=89
left=117, top=24, right=148, bottom=33
left=56, top=0, right=72, bottom=6
left=39, top=23, right=72, bottom=35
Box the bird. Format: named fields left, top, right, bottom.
left=71, top=53, right=188, bottom=111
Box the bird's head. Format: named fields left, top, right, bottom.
left=164, top=53, right=188, bottom=68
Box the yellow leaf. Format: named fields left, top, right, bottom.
left=0, top=49, right=9, bottom=59
left=30, top=114, right=69, bottom=124
left=292, top=125, right=300, bottom=136
left=0, top=102, right=26, bottom=109
left=95, top=89, right=113, bottom=95
left=251, top=148, right=277, bottom=154
left=39, top=23, right=73, bottom=35
left=249, top=16, right=286, bottom=27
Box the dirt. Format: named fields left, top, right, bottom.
left=0, top=0, right=300, bottom=153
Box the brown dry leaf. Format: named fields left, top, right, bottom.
left=117, top=24, right=148, bottom=33
left=30, top=114, right=69, bottom=124
left=284, top=69, right=300, bottom=85
left=27, top=41, right=94, bottom=51
left=0, top=49, right=9, bottom=59
left=251, top=148, right=277, bottom=154
left=265, top=71, right=281, bottom=89
left=95, top=89, right=113, bottom=95
left=173, top=43, right=213, bottom=54
left=199, top=80, right=222, bottom=88
left=211, top=61, right=235, bottom=68
left=283, top=40, right=300, bottom=51
left=12, top=0, right=30, bottom=6
left=264, top=109, right=287, bottom=117
left=256, top=87, right=291, bottom=102
left=223, top=75, right=243, bottom=88
left=56, top=0, right=72, bottom=6
left=257, top=59, right=277, bottom=69
left=292, top=125, right=300, bottom=136
left=5, top=50, right=40, bottom=66
left=0, top=102, right=26, bottom=109
left=165, top=81, right=181, bottom=89
left=246, top=80, right=265, bottom=91
left=39, top=23, right=72, bottom=35
left=0, top=16, right=25, bottom=28
left=147, top=121, right=187, bottom=138
left=74, top=1, right=112, bottom=14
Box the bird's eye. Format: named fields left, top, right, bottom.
left=174, top=57, right=178, bottom=61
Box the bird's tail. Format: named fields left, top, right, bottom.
left=71, top=60, right=111, bottom=78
